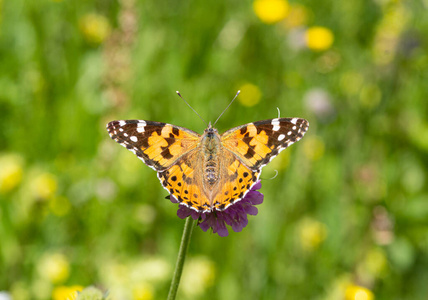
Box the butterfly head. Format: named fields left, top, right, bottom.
left=204, top=122, right=218, bottom=135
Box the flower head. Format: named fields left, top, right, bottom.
left=298, top=217, right=328, bottom=251
left=345, top=284, right=374, bottom=300
left=0, top=154, right=23, bottom=194
left=31, top=172, right=58, bottom=200
left=52, top=285, right=83, bottom=300
left=253, top=0, right=289, bottom=24
left=79, top=13, right=111, bottom=44
left=238, top=83, right=262, bottom=107
left=37, top=253, right=70, bottom=284
left=171, top=181, right=264, bottom=237
left=305, top=26, right=334, bottom=51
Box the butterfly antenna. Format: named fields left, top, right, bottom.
left=277, top=107, right=281, bottom=119
left=176, top=91, right=208, bottom=126
left=213, top=90, right=240, bottom=127
left=261, top=170, right=279, bottom=181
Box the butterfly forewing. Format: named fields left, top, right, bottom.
left=107, top=120, right=200, bottom=171
left=221, top=118, right=309, bottom=170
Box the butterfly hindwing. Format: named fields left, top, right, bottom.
left=212, top=151, right=260, bottom=211
left=221, top=118, right=309, bottom=170
left=157, top=150, right=212, bottom=212
left=107, top=120, right=200, bottom=171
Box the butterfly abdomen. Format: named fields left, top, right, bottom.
left=201, top=128, right=221, bottom=187
left=205, top=154, right=218, bottom=185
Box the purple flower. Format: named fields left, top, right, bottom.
left=170, top=181, right=264, bottom=237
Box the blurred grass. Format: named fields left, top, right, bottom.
left=1, top=0, right=428, bottom=299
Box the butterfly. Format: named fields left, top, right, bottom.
left=107, top=117, right=309, bottom=213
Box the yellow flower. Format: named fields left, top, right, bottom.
left=299, top=217, right=328, bottom=251
left=49, top=196, right=71, bottom=216
left=345, top=285, right=374, bottom=300
left=238, top=83, right=262, bottom=107
left=372, top=4, right=410, bottom=65
left=31, top=172, right=58, bottom=200
left=303, top=136, right=325, bottom=161
left=79, top=13, right=111, bottom=44
left=253, top=0, right=289, bottom=24
left=53, top=285, right=84, bottom=300
left=99, top=258, right=169, bottom=300
left=358, top=248, right=388, bottom=279
left=283, top=4, right=308, bottom=29
left=0, top=154, right=23, bottom=193
left=181, top=257, right=216, bottom=298
left=38, top=253, right=70, bottom=284
left=305, top=26, right=334, bottom=51
left=132, top=283, right=154, bottom=300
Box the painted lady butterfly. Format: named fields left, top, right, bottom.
left=107, top=117, right=309, bottom=213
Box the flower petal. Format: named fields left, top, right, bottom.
left=246, top=190, right=264, bottom=205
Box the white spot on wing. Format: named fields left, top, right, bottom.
left=130, top=136, right=138, bottom=142
left=272, top=119, right=280, bottom=131
left=119, top=120, right=126, bottom=126
left=287, top=131, right=292, bottom=136
left=292, top=126, right=297, bottom=130
left=278, top=134, right=285, bottom=141
left=290, top=118, right=298, bottom=124
left=124, top=133, right=128, bottom=137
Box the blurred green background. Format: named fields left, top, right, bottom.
left=1, top=0, right=428, bottom=299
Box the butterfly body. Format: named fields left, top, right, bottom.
left=107, top=117, right=309, bottom=213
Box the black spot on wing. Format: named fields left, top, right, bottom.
left=244, top=147, right=256, bottom=159
left=160, top=148, right=173, bottom=160
left=172, top=127, right=180, bottom=136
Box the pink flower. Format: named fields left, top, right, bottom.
left=170, top=181, right=264, bottom=237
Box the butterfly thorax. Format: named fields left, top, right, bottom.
left=201, top=128, right=221, bottom=187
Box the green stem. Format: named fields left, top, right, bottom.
left=167, top=217, right=195, bottom=300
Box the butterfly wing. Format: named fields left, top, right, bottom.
left=221, top=118, right=309, bottom=170
left=107, top=120, right=200, bottom=171
left=157, top=150, right=212, bottom=212
left=208, top=118, right=309, bottom=211
left=108, top=120, right=212, bottom=211
left=211, top=150, right=261, bottom=211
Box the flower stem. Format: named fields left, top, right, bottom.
left=167, top=217, right=195, bottom=300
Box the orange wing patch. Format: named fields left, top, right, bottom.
left=107, top=120, right=200, bottom=171
left=142, top=125, right=200, bottom=168
left=221, top=123, right=273, bottom=168
left=221, top=118, right=309, bottom=170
